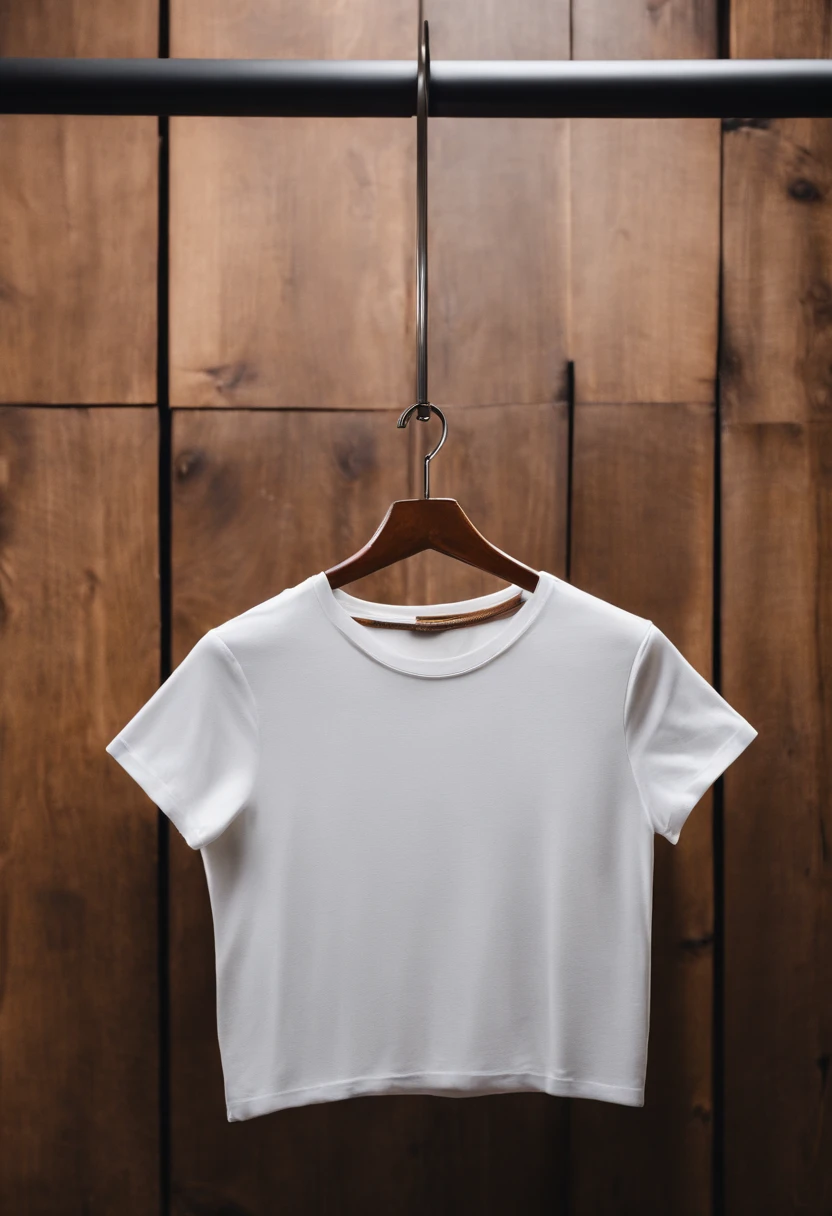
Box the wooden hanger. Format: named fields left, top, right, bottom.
left=324, top=407, right=541, bottom=623
left=324, top=21, right=540, bottom=630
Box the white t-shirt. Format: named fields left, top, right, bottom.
left=105, top=569, right=757, bottom=1121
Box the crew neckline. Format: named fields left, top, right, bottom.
left=312, top=568, right=555, bottom=678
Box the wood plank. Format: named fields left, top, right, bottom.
left=569, top=403, right=716, bottom=1216
left=0, top=6, right=158, bottom=405
left=170, top=408, right=411, bottom=1215
left=170, top=403, right=571, bottom=1213
left=170, top=0, right=411, bottom=57
left=569, top=117, right=720, bottom=405
left=570, top=1, right=719, bottom=406
left=169, top=3, right=414, bottom=410
left=427, top=118, right=569, bottom=408
left=572, top=0, right=715, bottom=57
left=721, top=116, right=832, bottom=426
left=724, top=13, right=832, bottom=1211
left=0, top=406, right=160, bottom=1213
left=423, top=0, right=567, bottom=58
left=721, top=420, right=832, bottom=1215
left=569, top=5, right=720, bottom=1212
left=425, top=5, right=569, bottom=408
left=0, top=1, right=157, bottom=55
left=169, top=114, right=414, bottom=409
left=730, top=0, right=832, bottom=58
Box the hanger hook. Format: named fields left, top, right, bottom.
left=415, top=17, right=430, bottom=422
left=398, top=19, right=442, bottom=500
left=397, top=403, right=447, bottom=500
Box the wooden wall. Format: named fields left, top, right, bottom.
left=0, top=2, right=161, bottom=1213
left=0, top=0, right=828, bottom=1212
left=723, top=3, right=832, bottom=1212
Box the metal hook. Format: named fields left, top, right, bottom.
left=397, top=20, right=443, bottom=500
left=397, top=402, right=447, bottom=500
left=397, top=18, right=443, bottom=500
left=415, top=17, right=430, bottom=423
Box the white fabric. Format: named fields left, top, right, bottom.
left=106, top=569, right=757, bottom=1120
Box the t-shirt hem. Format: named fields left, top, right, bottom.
left=225, top=1071, right=645, bottom=1120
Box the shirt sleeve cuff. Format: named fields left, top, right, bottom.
left=663, top=718, right=758, bottom=845
left=106, top=733, right=206, bottom=850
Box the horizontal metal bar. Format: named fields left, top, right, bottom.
left=1, top=57, right=831, bottom=118
left=0, top=60, right=415, bottom=118
left=434, top=59, right=832, bottom=118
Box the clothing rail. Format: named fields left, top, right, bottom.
left=2, top=58, right=832, bottom=118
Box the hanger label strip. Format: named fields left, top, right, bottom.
left=353, top=592, right=524, bottom=632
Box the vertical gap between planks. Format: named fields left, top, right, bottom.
left=564, top=0, right=574, bottom=1197
left=565, top=360, right=575, bottom=587
left=157, top=0, right=172, bottom=1212
left=712, top=2, right=729, bottom=1201
left=712, top=334, right=725, bottom=1216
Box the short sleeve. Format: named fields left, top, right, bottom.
left=105, top=629, right=259, bottom=850
left=624, top=623, right=758, bottom=845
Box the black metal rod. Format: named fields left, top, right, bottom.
left=1, top=57, right=832, bottom=117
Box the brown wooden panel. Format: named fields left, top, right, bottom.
left=0, top=406, right=160, bottom=1213
left=170, top=0, right=411, bottom=57
left=569, top=403, right=716, bottom=1215
left=426, top=5, right=569, bottom=408
left=169, top=408, right=408, bottom=1216
left=721, top=116, right=832, bottom=426
left=570, top=4, right=719, bottom=1211
left=570, top=118, right=720, bottom=405
left=169, top=405, right=570, bottom=1212
left=722, top=421, right=832, bottom=1215
left=724, top=10, right=832, bottom=1212
left=723, top=11, right=832, bottom=1210
left=427, top=118, right=569, bottom=409
left=169, top=114, right=414, bottom=410
left=570, top=0, right=719, bottom=406
left=572, top=0, right=715, bottom=58
left=0, top=6, right=158, bottom=405
left=0, top=1, right=157, bottom=54
left=424, top=0, right=567, bottom=59
left=730, top=0, right=832, bottom=58
left=169, top=3, right=414, bottom=410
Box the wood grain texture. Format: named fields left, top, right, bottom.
left=569, top=403, right=716, bottom=1215
left=169, top=2, right=414, bottom=410
left=169, top=405, right=570, bottom=1213
left=570, top=117, right=720, bottom=405
left=569, top=4, right=720, bottom=1211
left=169, top=114, right=414, bottom=409
left=168, top=407, right=407, bottom=1216
left=721, top=117, right=832, bottom=425
left=730, top=0, right=832, bottom=58
left=0, top=116, right=158, bottom=405
left=572, top=0, right=715, bottom=58
left=0, top=407, right=160, bottom=1214
left=425, top=4, right=569, bottom=408
left=0, top=3, right=158, bottom=405
left=170, top=0, right=411, bottom=58
left=0, top=0, right=157, bottom=55
left=427, top=118, right=569, bottom=408
left=423, top=0, right=567, bottom=59
left=721, top=421, right=832, bottom=1215
left=723, top=10, right=832, bottom=1211
left=570, top=0, right=719, bottom=406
